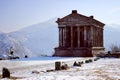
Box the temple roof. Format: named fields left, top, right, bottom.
left=56, top=10, right=105, bottom=27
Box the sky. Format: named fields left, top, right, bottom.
left=0, top=0, right=120, bottom=33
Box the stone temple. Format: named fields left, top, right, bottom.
left=53, top=10, right=105, bottom=57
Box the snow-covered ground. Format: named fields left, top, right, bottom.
left=0, top=57, right=120, bottom=80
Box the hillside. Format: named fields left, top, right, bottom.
left=9, top=18, right=58, bottom=56
left=0, top=32, right=34, bottom=59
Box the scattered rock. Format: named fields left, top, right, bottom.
left=79, top=61, right=84, bottom=64
left=2, top=67, right=10, bottom=78
left=46, top=69, right=54, bottom=72
left=85, top=59, right=93, bottom=63
left=94, top=57, right=100, bottom=61
left=73, top=61, right=78, bottom=66
left=32, top=70, right=40, bottom=74
left=73, top=61, right=82, bottom=67
left=61, top=64, right=70, bottom=70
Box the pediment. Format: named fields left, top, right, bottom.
left=57, top=10, right=105, bottom=27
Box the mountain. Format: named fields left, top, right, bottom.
left=0, top=32, right=34, bottom=59
left=9, top=18, right=58, bottom=56
left=8, top=18, right=120, bottom=56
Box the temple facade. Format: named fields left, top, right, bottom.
left=53, top=10, right=105, bottom=57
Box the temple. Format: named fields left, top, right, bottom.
left=53, top=10, right=105, bottom=57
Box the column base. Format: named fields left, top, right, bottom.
left=53, top=47, right=105, bottom=57
left=91, top=47, right=105, bottom=56
left=53, top=47, right=93, bottom=57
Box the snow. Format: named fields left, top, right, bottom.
left=0, top=32, right=34, bottom=59
left=0, top=57, right=120, bottom=80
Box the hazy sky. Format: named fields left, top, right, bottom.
left=0, top=0, right=120, bottom=32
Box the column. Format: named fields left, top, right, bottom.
left=100, top=28, right=102, bottom=46
left=93, top=27, right=96, bottom=47
left=97, top=28, right=100, bottom=47
left=84, top=26, right=87, bottom=47
left=71, top=27, right=73, bottom=47
left=62, top=27, right=66, bottom=47
left=98, top=28, right=101, bottom=47
left=101, top=28, right=103, bottom=47
left=97, top=28, right=99, bottom=47
left=59, top=28, right=62, bottom=47
left=87, top=26, right=91, bottom=47
left=61, top=28, right=63, bottom=47
left=65, top=27, right=67, bottom=47
left=96, top=27, right=98, bottom=47
left=77, top=27, right=80, bottom=48
left=90, top=26, right=93, bottom=47
left=62, top=28, right=64, bottom=47
left=59, top=28, right=61, bottom=47
left=63, top=27, right=67, bottom=47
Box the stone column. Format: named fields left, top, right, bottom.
left=96, top=27, right=98, bottom=47
left=100, top=28, right=102, bottom=46
left=84, top=26, right=87, bottom=47
left=98, top=28, right=100, bottom=46
left=101, top=28, right=104, bottom=47
left=88, top=27, right=90, bottom=47
left=62, top=27, right=66, bottom=47
left=90, top=26, right=93, bottom=47
left=59, top=25, right=66, bottom=47
left=63, top=27, right=67, bottom=47
left=61, top=27, right=64, bottom=47
left=93, top=27, right=96, bottom=46
left=59, top=28, right=62, bottom=47
left=94, top=27, right=95, bottom=47
left=71, top=27, right=73, bottom=47
left=98, top=28, right=101, bottom=47
left=97, top=28, right=99, bottom=47
left=62, top=28, right=65, bottom=47
left=77, top=26, right=80, bottom=48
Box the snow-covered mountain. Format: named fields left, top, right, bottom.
left=7, top=18, right=120, bottom=56
left=9, top=18, right=58, bottom=56
left=0, top=32, right=34, bottom=59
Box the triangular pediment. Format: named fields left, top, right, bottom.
left=57, top=10, right=105, bottom=26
